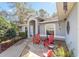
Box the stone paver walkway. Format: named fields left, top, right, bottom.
left=20, top=39, right=48, bottom=57
left=20, top=39, right=67, bottom=57
left=0, top=39, right=27, bottom=57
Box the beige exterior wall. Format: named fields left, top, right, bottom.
left=45, top=23, right=55, bottom=31
left=77, top=3, right=79, bottom=56
left=65, top=4, right=77, bottom=56
left=56, top=2, right=78, bottom=56
left=39, top=23, right=46, bottom=37
left=55, top=21, right=65, bottom=36
left=39, top=21, right=65, bottom=38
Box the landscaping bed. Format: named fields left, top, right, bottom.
left=0, top=36, right=23, bottom=53
left=0, top=16, right=27, bottom=54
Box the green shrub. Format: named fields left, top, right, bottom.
left=0, top=16, right=19, bottom=43
left=0, top=16, right=12, bottom=39
left=5, top=28, right=16, bottom=39
left=25, top=30, right=27, bottom=38
left=0, top=37, right=6, bottom=43
left=0, top=30, right=5, bottom=37
left=19, top=32, right=26, bottom=38
left=10, top=22, right=19, bottom=33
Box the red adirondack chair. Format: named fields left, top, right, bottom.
left=32, top=35, right=35, bottom=43
left=48, top=32, right=54, bottom=44
left=43, top=39, right=49, bottom=47
left=32, top=33, right=40, bottom=44
left=35, top=33, right=40, bottom=44
left=48, top=33, right=54, bottom=44
left=43, top=32, right=54, bottom=47
left=43, top=49, right=54, bottom=57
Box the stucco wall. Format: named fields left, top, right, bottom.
left=65, top=4, right=77, bottom=56
left=39, top=22, right=65, bottom=38
left=55, top=21, right=65, bottom=36
left=39, top=23, right=46, bottom=37
left=21, top=26, right=26, bottom=32
left=77, top=3, right=79, bottom=56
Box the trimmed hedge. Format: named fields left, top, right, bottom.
left=4, top=28, right=16, bottom=39
left=19, top=32, right=26, bottom=39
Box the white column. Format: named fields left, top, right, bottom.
left=35, top=20, right=38, bottom=34
left=27, top=21, right=30, bottom=38
left=21, top=26, right=25, bottom=32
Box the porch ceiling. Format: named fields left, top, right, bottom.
left=56, top=2, right=75, bottom=20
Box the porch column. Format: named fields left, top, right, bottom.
left=35, top=20, right=38, bottom=34
left=27, top=21, right=30, bottom=38
left=21, top=26, right=25, bottom=32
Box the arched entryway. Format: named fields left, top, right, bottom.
left=27, top=18, right=38, bottom=38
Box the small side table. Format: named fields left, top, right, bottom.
left=48, top=44, right=55, bottom=49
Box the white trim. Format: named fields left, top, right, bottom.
left=40, top=35, right=65, bottom=40
left=54, top=24, right=56, bottom=36
left=39, top=19, right=58, bottom=24
left=27, top=17, right=38, bottom=38
left=40, top=35, right=47, bottom=37
left=44, top=24, right=47, bottom=36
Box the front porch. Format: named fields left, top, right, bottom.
left=0, top=37, right=69, bottom=57
left=20, top=39, right=68, bottom=57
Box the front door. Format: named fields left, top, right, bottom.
left=30, top=25, right=34, bottom=36
left=29, top=20, right=36, bottom=37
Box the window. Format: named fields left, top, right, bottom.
left=67, top=21, right=70, bottom=34
left=45, top=23, right=56, bottom=35
left=63, top=2, right=67, bottom=12
left=46, top=30, right=54, bottom=35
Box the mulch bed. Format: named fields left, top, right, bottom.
left=0, top=37, right=23, bottom=53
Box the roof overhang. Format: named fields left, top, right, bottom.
left=56, top=2, right=76, bottom=20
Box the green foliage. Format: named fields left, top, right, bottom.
left=8, top=2, right=35, bottom=23
left=5, top=28, right=16, bottom=39
left=26, top=8, right=35, bottom=13
left=0, top=16, right=11, bottom=29
left=19, top=32, right=26, bottom=38
left=39, top=9, right=47, bottom=17
left=25, top=30, right=27, bottom=38
left=68, top=50, right=74, bottom=57
left=0, top=16, right=12, bottom=38
left=0, top=16, right=18, bottom=39
left=10, top=22, right=19, bottom=32
left=0, top=30, right=5, bottom=37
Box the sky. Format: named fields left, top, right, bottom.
left=0, top=2, right=57, bottom=15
